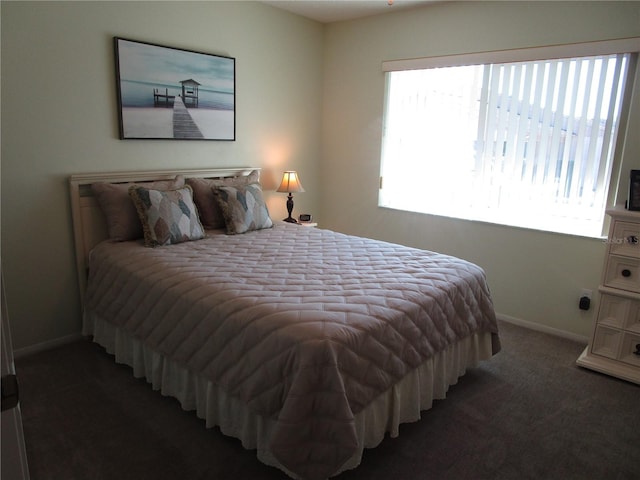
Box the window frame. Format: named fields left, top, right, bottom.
left=380, top=37, right=640, bottom=238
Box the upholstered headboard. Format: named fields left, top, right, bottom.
left=69, top=167, right=259, bottom=308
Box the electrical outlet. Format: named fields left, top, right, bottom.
left=579, top=289, right=593, bottom=311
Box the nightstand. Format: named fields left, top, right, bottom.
left=577, top=206, right=640, bottom=384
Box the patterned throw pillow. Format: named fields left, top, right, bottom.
left=129, top=185, right=205, bottom=247
left=213, top=183, right=273, bottom=234
left=186, top=170, right=261, bottom=229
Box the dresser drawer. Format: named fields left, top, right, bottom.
left=604, top=255, right=640, bottom=293
left=627, top=299, right=640, bottom=333
left=620, top=332, right=640, bottom=367
left=609, top=221, right=640, bottom=258
left=592, top=326, right=640, bottom=366
left=597, top=294, right=629, bottom=328
left=592, top=325, right=622, bottom=359
left=597, top=293, right=640, bottom=332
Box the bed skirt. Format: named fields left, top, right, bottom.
left=84, top=311, right=494, bottom=479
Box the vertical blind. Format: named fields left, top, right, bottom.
left=473, top=54, right=628, bottom=221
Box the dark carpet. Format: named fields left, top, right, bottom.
left=15, top=320, right=639, bottom=480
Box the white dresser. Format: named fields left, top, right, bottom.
left=577, top=206, right=640, bottom=384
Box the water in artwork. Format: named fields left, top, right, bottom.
left=119, top=80, right=234, bottom=110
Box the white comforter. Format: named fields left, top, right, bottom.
left=85, top=223, right=499, bottom=480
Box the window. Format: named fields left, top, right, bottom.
left=380, top=40, right=638, bottom=237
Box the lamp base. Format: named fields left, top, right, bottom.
left=282, top=193, right=298, bottom=223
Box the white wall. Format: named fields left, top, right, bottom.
left=321, top=1, right=640, bottom=338
left=1, top=1, right=324, bottom=350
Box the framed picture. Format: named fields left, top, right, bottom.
left=114, top=37, right=235, bottom=140
left=629, top=170, right=640, bottom=211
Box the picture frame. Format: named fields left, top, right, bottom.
left=114, top=37, right=235, bottom=140
left=629, top=170, right=640, bottom=211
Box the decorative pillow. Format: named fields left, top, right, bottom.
left=129, top=185, right=205, bottom=247
left=186, top=170, right=260, bottom=229
left=92, top=175, right=185, bottom=241
left=213, top=183, right=273, bottom=235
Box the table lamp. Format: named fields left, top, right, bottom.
left=276, top=171, right=305, bottom=223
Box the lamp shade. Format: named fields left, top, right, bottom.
left=276, top=171, right=305, bottom=193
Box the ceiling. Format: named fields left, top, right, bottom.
left=261, top=0, right=437, bottom=24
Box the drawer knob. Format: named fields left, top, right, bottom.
left=634, top=344, right=640, bottom=356
left=628, top=235, right=639, bottom=245
left=621, top=269, right=632, bottom=278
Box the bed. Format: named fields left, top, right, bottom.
left=69, top=167, right=500, bottom=480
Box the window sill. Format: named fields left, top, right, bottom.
left=378, top=205, right=609, bottom=242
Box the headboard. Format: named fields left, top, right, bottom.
left=69, top=167, right=259, bottom=308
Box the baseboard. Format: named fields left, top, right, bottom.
left=496, top=313, right=589, bottom=345
left=13, top=333, right=84, bottom=359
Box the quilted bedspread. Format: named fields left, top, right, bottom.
left=85, top=223, right=499, bottom=480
